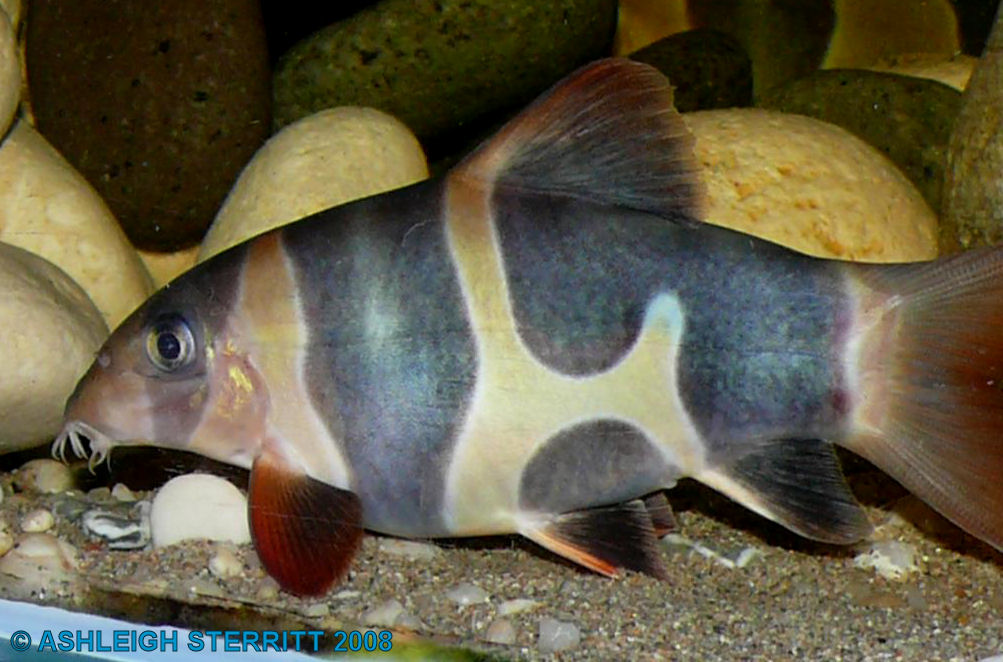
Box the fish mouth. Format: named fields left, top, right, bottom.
left=52, top=421, right=116, bottom=471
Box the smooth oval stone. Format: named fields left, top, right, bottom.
left=0, top=244, right=107, bottom=452
left=26, top=0, right=271, bottom=250
left=149, top=473, right=250, bottom=547
left=273, top=0, right=617, bottom=146
left=759, top=69, right=961, bottom=219
left=629, top=29, right=752, bottom=111
left=943, top=9, right=1003, bottom=252
left=0, top=7, right=18, bottom=136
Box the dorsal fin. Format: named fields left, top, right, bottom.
left=453, top=58, right=707, bottom=221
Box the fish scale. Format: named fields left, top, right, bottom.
left=55, top=58, right=1003, bottom=596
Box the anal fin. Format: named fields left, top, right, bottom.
left=248, top=443, right=363, bottom=596
left=521, top=500, right=668, bottom=580
left=698, top=438, right=873, bottom=544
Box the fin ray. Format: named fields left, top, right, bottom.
left=699, top=438, right=872, bottom=544
left=248, top=443, right=363, bottom=596
left=521, top=500, right=668, bottom=579
left=454, top=58, right=707, bottom=222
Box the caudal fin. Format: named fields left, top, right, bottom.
left=846, top=247, right=1003, bottom=551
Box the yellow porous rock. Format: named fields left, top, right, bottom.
left=684, top=109, right=937, bottom=262
left=200, top=106, right=428, bottom=262
left=138, top=245, right=199, bottom=288
left=0, top=121, right=153, bottom=327
left=0, top=242, right=107, bottom=452
left=866, top=53, right=977, bottom=92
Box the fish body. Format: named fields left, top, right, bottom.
left=57, top=59, right=1003, bottom=595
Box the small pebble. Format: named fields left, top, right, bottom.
left=0, top=533, right=79, bottom=584
left=301, top=603, right=329, bottom=618
left=150, top=474, right=250, bottom=547
left=854, top=540, right=919, bottom=581
left=394, top=612, right=424, bottom=631
left=333, top=589, right=361, bottom=600
left=484, top=618, right=517, bottom=645
left=538, top=617, right=581, bottom=653
left=208, top=546, right=243, bottom=580
left=81, top=507, right=150, bottom=550
left=378, top=538, right=441, bottom=560
left=87, top=486, right=112, bottom=501
left=445, top=582, right=489, bottom=606
left=0, top=521, right=13, bottom=556
left=255, top=577, right=280, bottom=601
left=111, top=483, right=137, bottom=502
left=20, top=508, right=54, bottom=533
left=361, top=599, right=404, bottom=628
left=498, top=598, right=540, bottom=616
left=13, top=459, right=73, bottom=493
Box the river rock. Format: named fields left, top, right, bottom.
left=26, top=0, right=272, bottom=250
left=0, top=5, right=17, bottom=137
left=0, top=243, right=107, bottom=453
left=0, top=120, right=153, bottom=327
left=137, top=246, right=199, bottom=288
left=822, top=0, right=960, bottom=68
left=0, top=533, right=80, bottom=598
left=759, top=69, right=962, bottom=219
left=273, top=0, right=618, bottom=145
left=629, top=29, right=752, bottom=111
left=943, top=5, right=1003, bottom=251
left=689, top=0, right=835, bottom=99
left=201, top=106, right=428, bottom=261
left=685, top=108, right=938, bottom=262
left=149, top=473, right=250, bottom=547
left=867, top=53, right=977, bottom=91
left=12, top=459, right=74, bottom=494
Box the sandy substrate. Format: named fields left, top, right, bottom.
left=0, top=449, right=1001, bottom=661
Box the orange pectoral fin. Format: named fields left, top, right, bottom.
left=248, top=444, right=363, bottom=596
left=522, top=500, right=668, bottom=580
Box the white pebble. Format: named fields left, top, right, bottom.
left=150, top=474, right=249, bottom=547
left=734, top=546, right=763, bottom=568
left=498, top=598, right=540, bottom=616
left=14, top=459, right=73, bottom=494
left=255, top=577, right=280, bottom=601
left=854, top=540, right=919, bottom=581
left=395, top=612, right=424, bottom=631
left=538, top=617, right=580, bottom=653
left=333, top=589, right=361, bottom=600
left=378, top=538, right=441, bottom=560
left=484, top=619, right=517, bottom=645
left=208, top=547, right=243, bottom=580
left=0, top=521, right=13, bottom=556
left=445, top=582, right=489, bottom=605
left=302, top=603, right=329, bottom=618
left=361, top=599, right=404, bottom=628
left=111, top=483, right=137, bottom=502
left=0, top=533, right=78, bottom=582
left=21, top=508, right=54, bottom=533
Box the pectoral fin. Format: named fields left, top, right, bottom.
left=521, top=500, right=668, bottom=579
left=643, top=491, right=678, bottom=538
left=248, top=443, right=363, bottom=596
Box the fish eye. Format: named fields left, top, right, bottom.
left=145, top=315, right=195, bottom=372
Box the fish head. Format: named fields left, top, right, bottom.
left=55, top=250, right=267, bottom=470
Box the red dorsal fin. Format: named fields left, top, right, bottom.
left=454, top=58, right=707, bottom=222
left=248, top=443, right=363, bottom=596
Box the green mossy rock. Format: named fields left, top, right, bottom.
left=760, top=69, right=961, bottom=220
left=629, top=29, right=752, bottom=112
left=273, top=0, right=617, bottom=146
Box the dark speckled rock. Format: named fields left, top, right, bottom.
left=273, top=0, right=617, bottom=145
left=629, top=29, right=752, bottom=112
left=760, top=70, right=961, bottom=220
left=26, top=0, right=271, bottom=251
left=943, top=3, right=1003, bottom=252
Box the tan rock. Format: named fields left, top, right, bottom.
left=867, top=53, right=977, bottom=91
left=613, top=0, right=690, bottom=56
left=822, top=0, right=959, bottom=69
left=0, top=0, right=21, bottom=30
left=0, top=243, right=107, bottom=452
left=137, top=246, right=199, bottom=288
left=0, top=121, right=153, bottom=327
left=200, top=107, right=428, bottom=261
left=0, top=7, right=18, bottom=137
left=685, top=109, right=937, bottom=262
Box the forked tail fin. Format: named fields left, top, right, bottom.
left=845, top=247, right=1003, bottom=551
